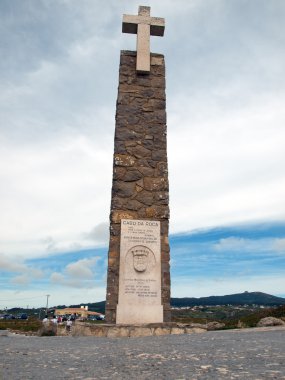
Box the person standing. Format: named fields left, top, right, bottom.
left=66, top=318, right=72, bottom=333
left=51, top=315, right=58, bottom=324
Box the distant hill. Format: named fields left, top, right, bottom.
left=61, top=292, right=285, bottom=313
left=171, top=292, right=285, bottom=307
left=5, top=292, right=285, bottom=314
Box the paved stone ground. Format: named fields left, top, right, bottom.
left=1, top=327, right=285, bottom=379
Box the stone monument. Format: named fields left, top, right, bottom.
left=105, top=5, right=171, bottom=324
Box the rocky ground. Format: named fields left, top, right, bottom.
left=1, top=326, right=285, bottom=379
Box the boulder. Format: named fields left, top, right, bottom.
left=257, top=317, right=285, bottom=327
left=207, top=321, right=225, bottom=331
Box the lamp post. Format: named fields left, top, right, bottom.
left=45, top=295, right=50, bottom=315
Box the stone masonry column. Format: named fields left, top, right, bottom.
left=105, top=50, right=171, bottom=323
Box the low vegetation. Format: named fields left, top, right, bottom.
left=1, top=294, right=285, bottom=334
left=172, top=305, right=285, bottom=329
left=0, top=317, right=42, bottom=332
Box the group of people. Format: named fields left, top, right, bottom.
left=42, top=314, right=74, bottom=332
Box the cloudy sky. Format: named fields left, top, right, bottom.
left=1, top=0, right=285, bottom=309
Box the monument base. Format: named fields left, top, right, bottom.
left=56, top=322, right=208, bottom=337
left=116, top=304, right=163, bottom=324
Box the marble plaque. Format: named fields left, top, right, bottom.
left=116, top=219, right=163, bottom=324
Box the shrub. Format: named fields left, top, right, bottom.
left=38, top=323, right=57, bottom=336
left=0, top=319, right=42, bottom=332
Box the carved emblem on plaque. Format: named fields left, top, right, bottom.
left=126, top=245, right=156, bottom=274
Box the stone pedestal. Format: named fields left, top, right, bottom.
left=105, top=51, right=171, bottom=324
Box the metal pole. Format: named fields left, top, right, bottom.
left=45, top=294, right=50, bottom=315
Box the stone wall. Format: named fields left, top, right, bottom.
left=57, top=323, right=207, bottom=338
left=105, top=50, right=171, bottom=323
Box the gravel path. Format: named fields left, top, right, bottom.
left=1, top=327, right=285, bottom=379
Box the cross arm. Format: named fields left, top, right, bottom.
left=122, top=14, right=139, bottom=34
left=150, top=17, right=165, bottom=36
left=122, top=14, right=165, bottom=36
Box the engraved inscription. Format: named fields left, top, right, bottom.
left=116, top=218, right=163, bottom=323
left=123, top=278, right=158, bottom=298
left=118, top=219, right=161, bottom=303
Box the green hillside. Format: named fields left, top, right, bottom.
left=62, top=292, right=285, bottom=313
left=171, top=291, right=285, bottom=307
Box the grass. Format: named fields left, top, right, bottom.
left=0, top=317, right=42, bottom=332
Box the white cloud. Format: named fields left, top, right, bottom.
left=0, top=136, right=113, bottom=258
left=50, top=272, right=65, bottom=283
left=11, top=274, right=31, bottom=286
left=0, top=287, right=106, bottom=309
left=0, top=254, right=43, bottom=282
left=1, top=0, right=285, bottom=257
left=50, top=257, right=100, bottom=288
left=168, top=92, right=285, bottom=233
left=214, top=237, right=249, bottom=251
left=84, top=222, right=109, bottom=245
left=42, top=236, right=57, bottom=252
left=213, top=237, right=285, bottom=256
left=66, top=258, right=98, bottom=279
left=213, top=237, right=273, bottom=253
left=273, top=238, right=285, bottom=253
left=0, top=254, right=28, bottom=273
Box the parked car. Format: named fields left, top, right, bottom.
left=88, top=315, right=105, bottom=321
left=88, top=316, right=98, bottom=321
left=17, top=313, right=28, bottom=320
left=4, top=314, right=15, bottom=319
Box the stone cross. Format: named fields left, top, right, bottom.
left=122, top=6, right=165, bottom=73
